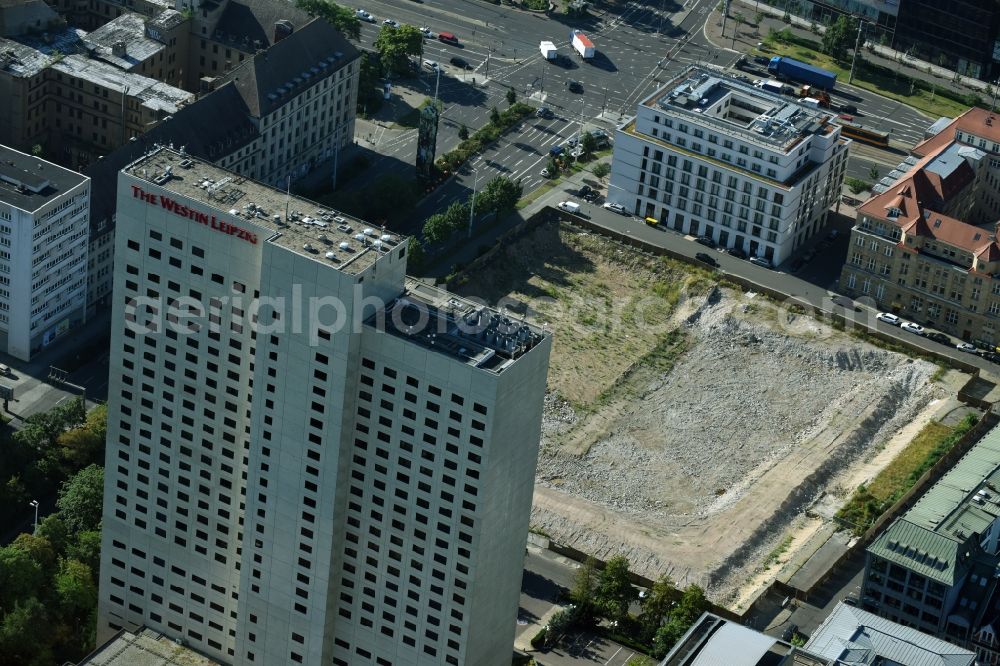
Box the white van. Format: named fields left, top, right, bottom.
left=557, top=201, right=581, bottom=214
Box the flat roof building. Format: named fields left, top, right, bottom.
left=608, top=66, right=849, bottom=266
left=96, top=147, right=552, bottom=666
left=0, top=143, right=89, bottom=360
left=77, top=627, right=223, bottom=665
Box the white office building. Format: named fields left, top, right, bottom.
left=97, top=147, right=551, bottom=666
left=0, top=144, right=89, bottom=361
left=608, top=66, right=849, bottom=265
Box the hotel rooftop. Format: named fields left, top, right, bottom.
left=123, top=147, right=404, bottom=275
left=640, top=66, right=838, bottom=152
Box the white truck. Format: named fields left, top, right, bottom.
left=800, top=97, right=821, bottom=108
left=756, top=79, right=784, bottom=95
left=569, top=30, right=594, bottom=59
left=540, top=40, right=558, bottom=60
left=557, top=201, right=581, bottom=214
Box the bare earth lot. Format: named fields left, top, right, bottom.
left=456, top=221, right=941, bottom=603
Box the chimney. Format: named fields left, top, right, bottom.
left=112, top=41, right=126, bottom=57
left=273, top=20, right=293, bottom=43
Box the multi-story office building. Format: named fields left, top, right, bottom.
left=838, top=107, right=1000, bottom=345
left=861, top=421, right=1000, bottom=649
left=0, top=144, right=89, bottom=360
left=96, top=147, right=551, bottom=666
left=608, top=67, right=848, bottom=265
left=81, top=15, right=358, bottom=314
left=758, top=0, right=1000, bottom=81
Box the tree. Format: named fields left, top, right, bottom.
left=443, top=200, right=470, bottom=234
left=37, top=515, right=70, bottom=555
left=67, top=530, right=102, bottom=574
left=11, top=533, right=56, bottom=575
left=0, top=545, right=45, bottom=609
left=458, top=124, right=469, bottom=141
left=580, top=131, right=598, bottom=159
left=868, top=165, right=880, bottom=181
left=592, top=162, right=611, bottom=179
left=30, top=144, right=43, bottom=158
left=422, top=213, right=450, bottom=243
left=570, top=556, right=598, bottom=616
left=821, top=15, right=858, bottom=62
left=489, top=106, right=501, bottom=125
left=595, top=555, right=637, bottom=623
left=638, top=575, right=680, bottom=641
left=845, top=176, right=870, bottom=195
left=546, top=156, right=560, bottom=178
left=475, top=176, right=523, bottom=221
left=506, top=88, right=517, bottom=106
left=652, top=585, right=711, bottom=658
left=56, top=465, right=104, bottom=535
left=0, top=598, right=51, bottom=666
left=732, top=12, right=745, bottom=44
left=407, top=238, right=425, bottom=270
left=55, top=559, right=97, bottom=622
left=373, top=25, right=423, bottom=75
left=294, top=0, right=360, bottom=40
left=357, top=53, right=384, bottom=115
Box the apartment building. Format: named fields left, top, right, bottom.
left=861, top=421, right=1000, bottom=651
left=0, top=144, right=89, bottom=360
left=96, top=147, right=551, bottom=666
left=608, top=67, right=848, bottom=266
left=838, top=107, right=1000, bottom=345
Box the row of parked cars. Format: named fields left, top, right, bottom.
left=876, top=312, right=983, bottom=354
left=694, top=235, right=773, bottom=268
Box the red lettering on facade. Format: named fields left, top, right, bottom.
left=132, top=185, right=258, bottom=245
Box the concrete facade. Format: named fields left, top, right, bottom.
left=0, top=143, right=89, bottom=360
left=96, top=147, right=551, bottom=666
left=609, top=66, right=848, bottom=265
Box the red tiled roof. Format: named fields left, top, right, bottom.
left=913, top=107, right=1000, bottom=157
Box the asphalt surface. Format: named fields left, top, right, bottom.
left=343, top=0, right=945, bottom=236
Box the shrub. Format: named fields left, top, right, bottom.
left=530, top=627, right=547, bottom=649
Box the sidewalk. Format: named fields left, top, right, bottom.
left=709, top=0, right=987, bottom=105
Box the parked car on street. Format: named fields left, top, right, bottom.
left=603, top=202, right=627, bottom=215
left=549, top=145, right=565, bottom=156
left=423, top=60, right=440, bottom=70
left=578, top=185, right=597, bottom=201
left=749, top=256, right=773, bottom=269
left=695, top=252, right=718, bottom=267
left=727, top=247, right=748, bottom=259
left=695, top=235, right=716, bottom=249
left=957, top=342, right=978, bottom=353
left=925, top=331, right=951, bottom=345
left=900, top=321, right=925, bottom=335
left=876, top=312, right=900, bottom=325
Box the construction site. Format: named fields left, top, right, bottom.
left=456, top=219, right=950, bottom=605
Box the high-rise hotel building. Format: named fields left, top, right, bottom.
left=97, top=147, right=551, bottom=666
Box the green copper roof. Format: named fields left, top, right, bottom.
left=868, top=422, right=1000, bottom=585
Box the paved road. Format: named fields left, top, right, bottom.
left=342, top=0, right=946, bottom=238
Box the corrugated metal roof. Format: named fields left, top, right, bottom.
left=804, top=603, right=975, bottom=666
left=869, top=423, right=1000, bottom=583
left=688, top=622, right=776, bottom=666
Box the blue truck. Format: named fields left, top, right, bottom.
left=767, top=56, right=837, bottom=90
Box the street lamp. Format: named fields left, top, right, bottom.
left=29, top=500, right=38, bottom=532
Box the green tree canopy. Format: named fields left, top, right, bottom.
left=475, top=176, right=523, bottom=222
left=373, top=25, right=423, bottom=75
left=638, top=575, right=680, bottom=641
left=570, top=556, right=598, bottom=616
left=506, top=88, right=517, bottom=106
left=0, top=545, right=46, bottom=609
left=37, top=514, right=70, bottom=555
left=294, top=0, right=360, bottom=40
left=55, top=559, right=97, bottom=621
left=653, top=585, right=712, bottom=657
left=67, top=530, right=102, bottom=574
left=595, top=555, right=638, bottom=622
left=489, top=106, right=501, bottom=125
left=422, top=213, right=450, bottom=243
left=821, top=15, right=858, bottom=62
left=0, top=598, right=51, bottom=666
left=56, top=465, right=104, bottom=535
left=580, top=131, right=598, bottom=158
left=592, top=162, right=610, bottom=179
